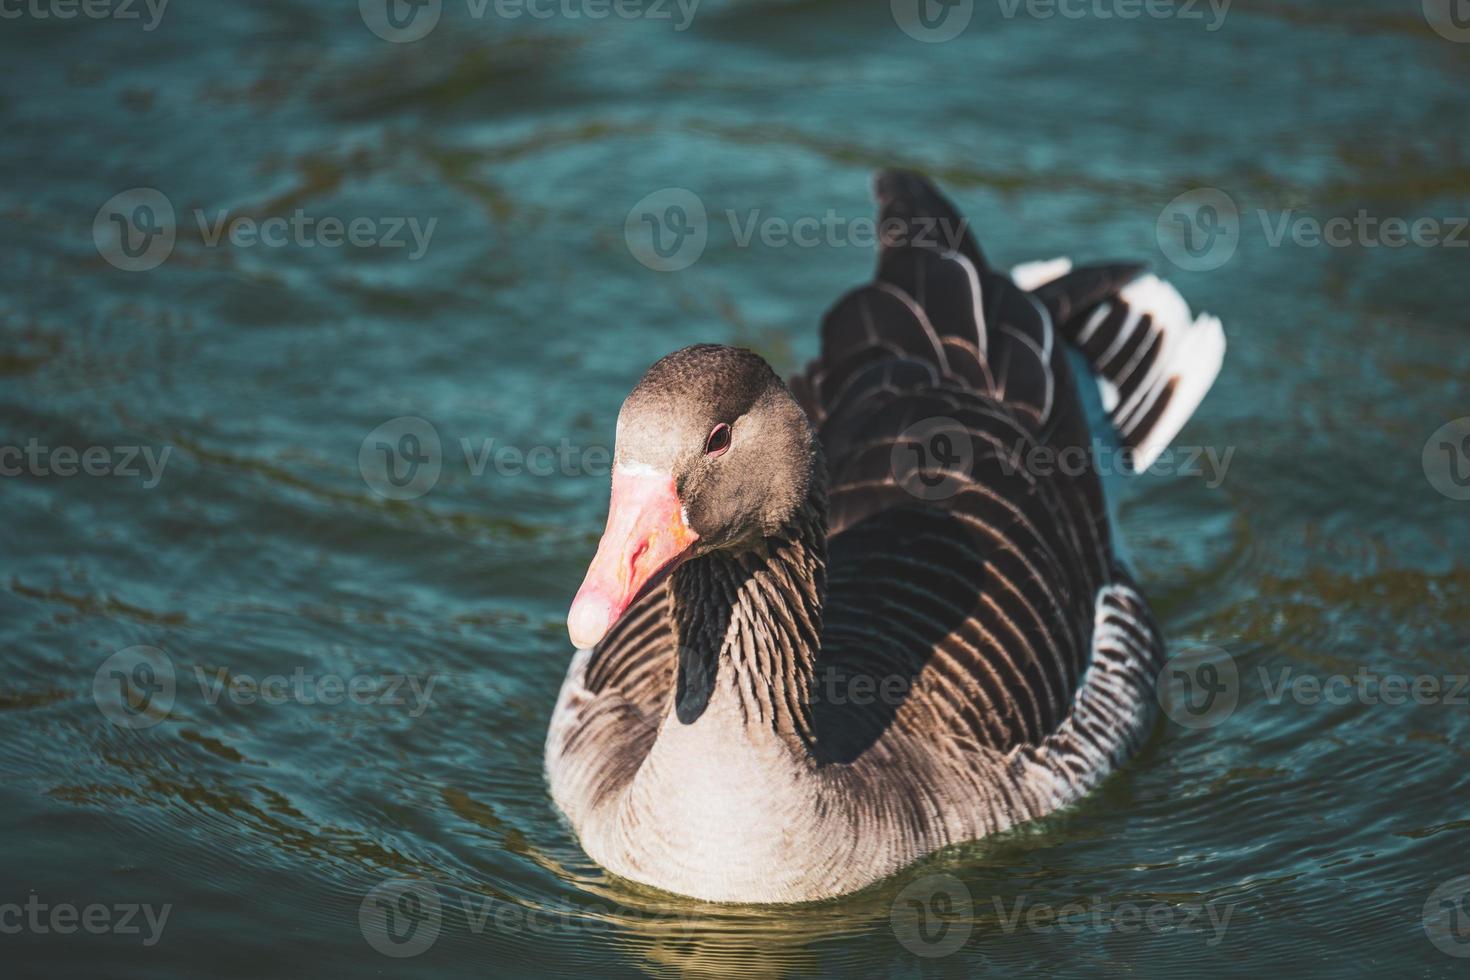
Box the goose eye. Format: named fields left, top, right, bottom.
left=704, top=423, right=732, bottom=457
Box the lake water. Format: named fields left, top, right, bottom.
left=3, top=0, right=1469, bottom=976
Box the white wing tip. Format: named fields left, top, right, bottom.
left=1118, top=273, right=1191, bottom=330
left=1011, top=257, right=1073, bottom=292
left=1127, top=309, right=1226, bottom=472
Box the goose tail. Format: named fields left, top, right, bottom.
left=1020, top=259, right=1226, bottom=472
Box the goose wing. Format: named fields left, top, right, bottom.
left=800, top=171, right=1184, bottom=763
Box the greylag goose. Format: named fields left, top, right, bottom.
left=547, top=171, right=1225, bottom=903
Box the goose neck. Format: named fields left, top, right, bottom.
left=667, top=493, right=827, bottom=744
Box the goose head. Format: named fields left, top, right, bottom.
left=567, top=344, right=815, bottom=650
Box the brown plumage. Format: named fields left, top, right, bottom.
left=546, top=171, right=1225, bottom=902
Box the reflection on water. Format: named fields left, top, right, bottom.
left=2, top=0, right=1469, bottom=977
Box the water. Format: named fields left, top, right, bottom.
left=3, top=1, right=1469, bottom=976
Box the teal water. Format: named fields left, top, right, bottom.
left=3, top=1, right=1469, bottom=976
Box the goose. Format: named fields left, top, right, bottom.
left=546, top=171, right=1225, bottom=903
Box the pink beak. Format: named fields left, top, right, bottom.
left=567, top=467, right=699, bottom=649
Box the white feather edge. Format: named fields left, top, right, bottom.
left=1116, top=274, right=1225, bottom=471
left=1010, top=256, right=1073, bottom=291
left=1010, top=263, right=1225, bottom=473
